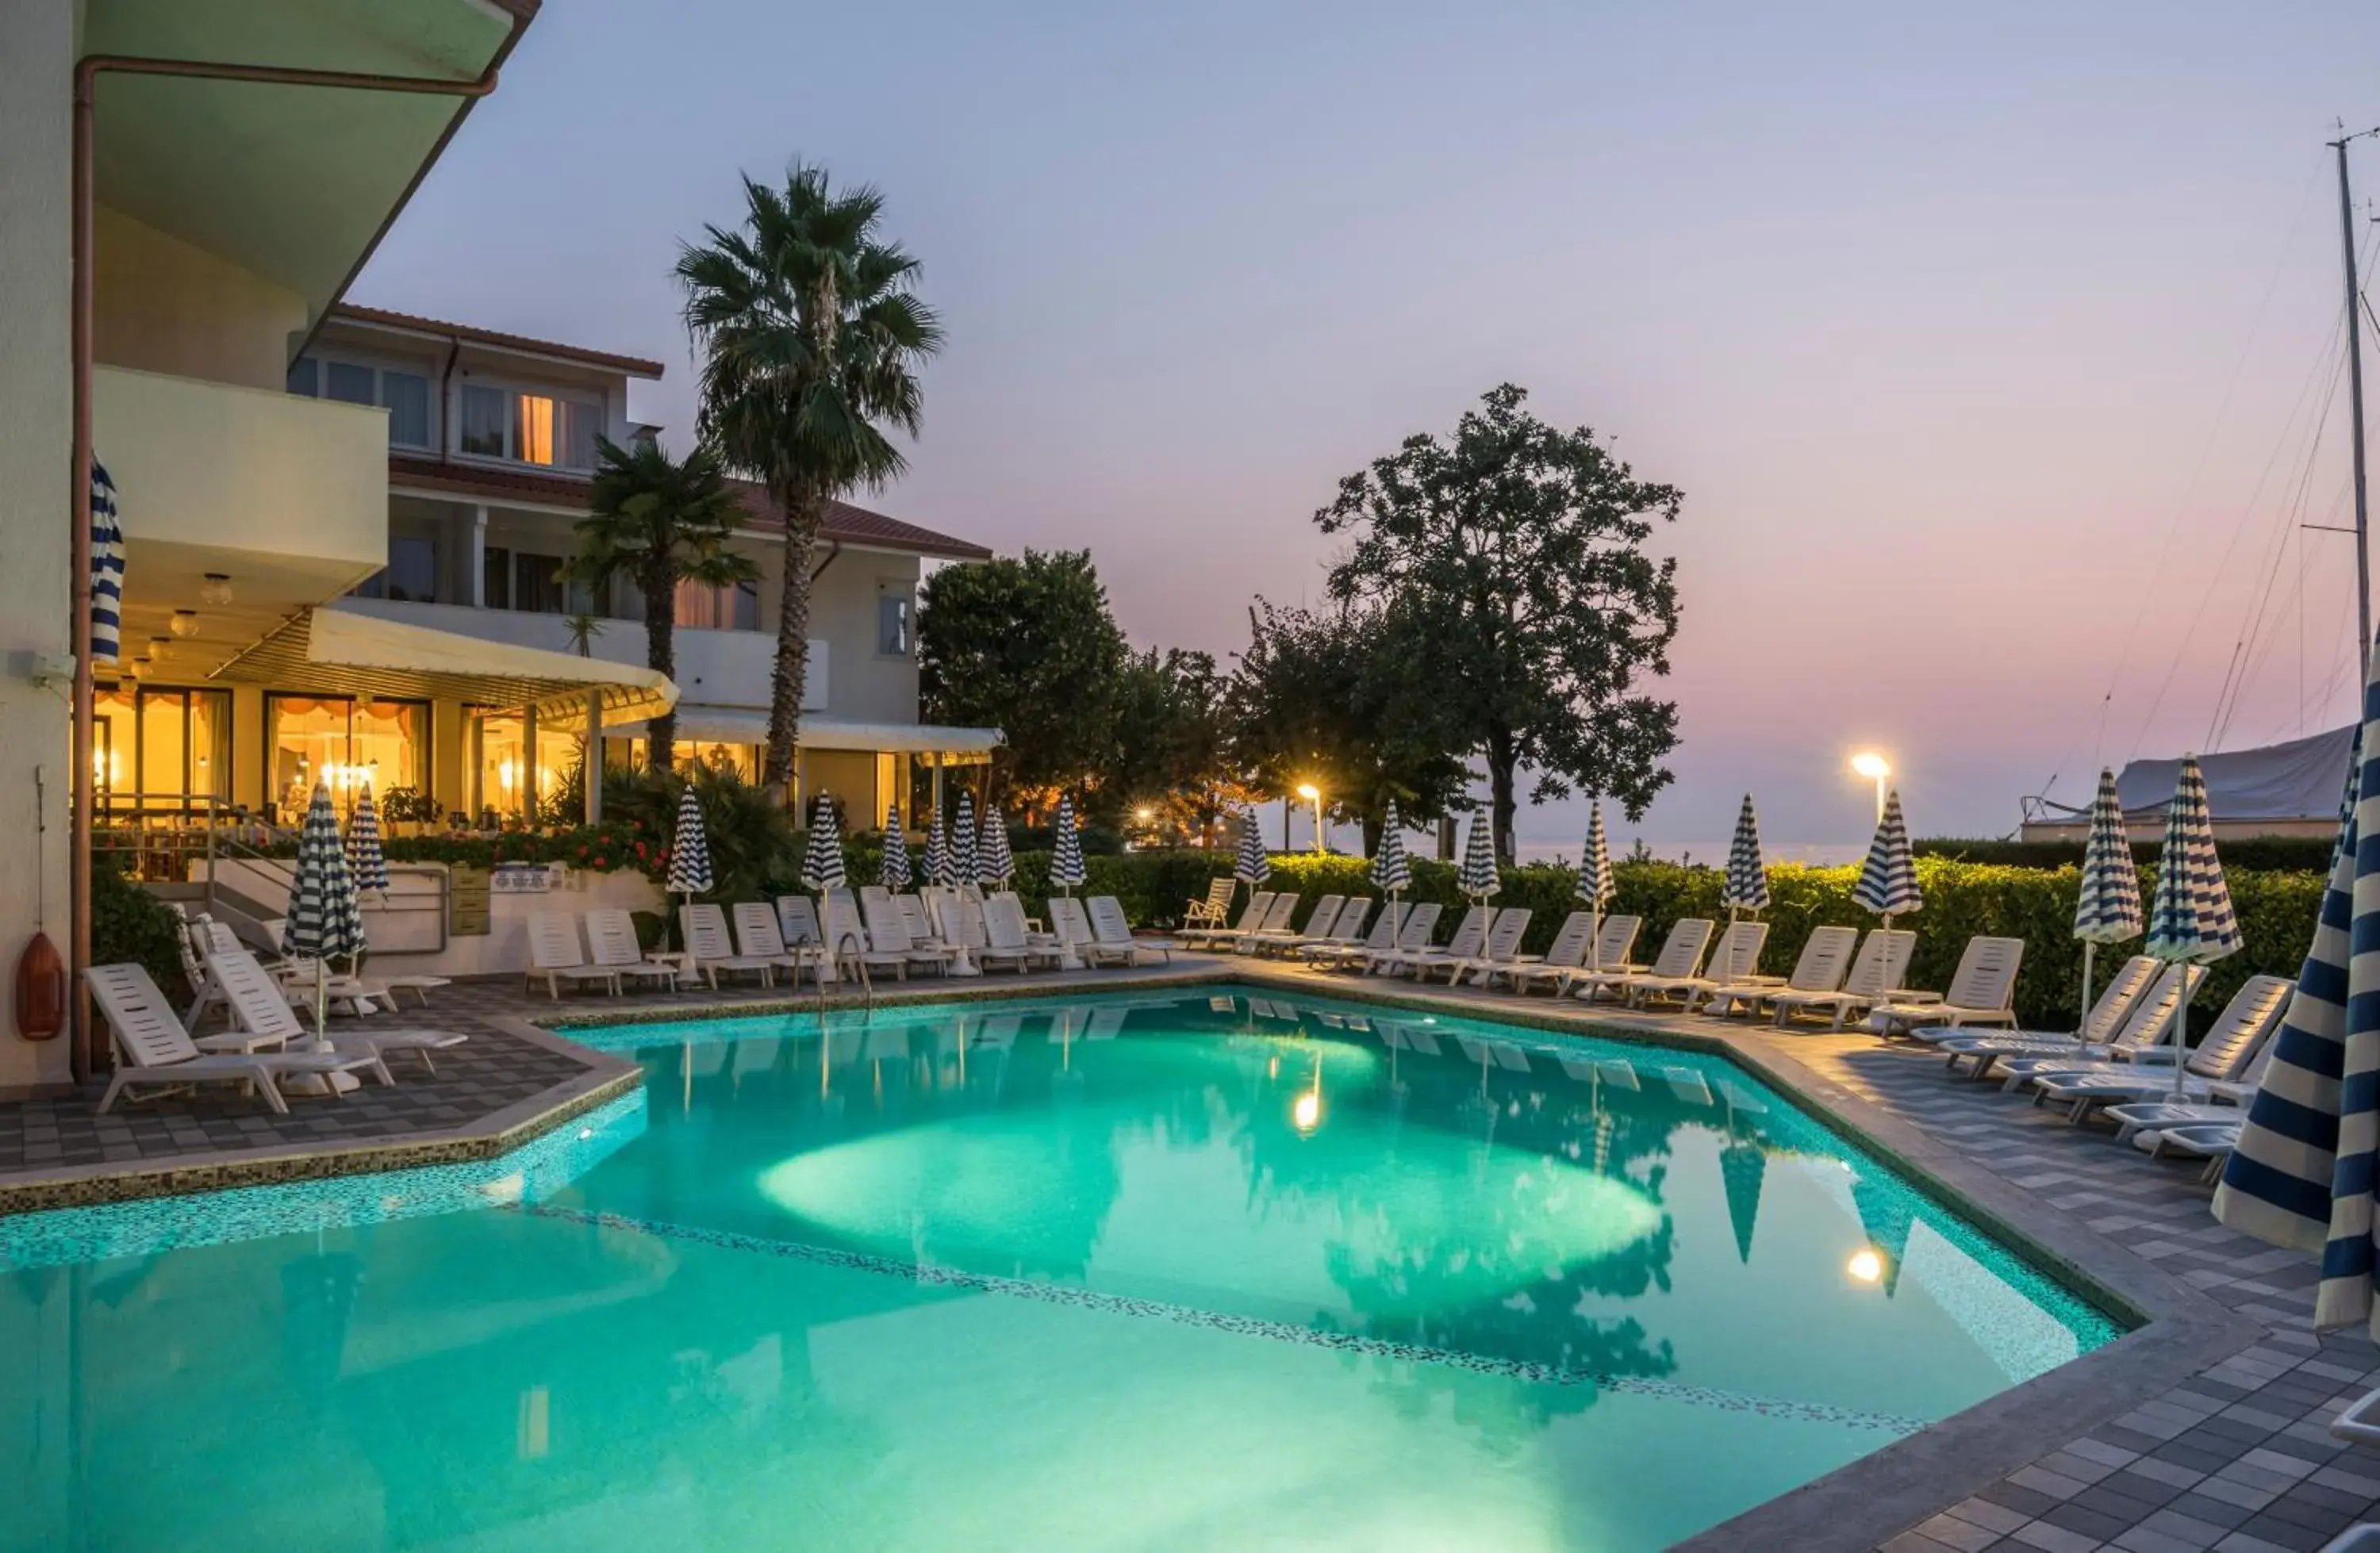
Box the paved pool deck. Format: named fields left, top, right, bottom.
left=2, top=950, right=2375, bottom=1552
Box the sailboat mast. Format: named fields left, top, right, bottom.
left=2336, top=132, right=2373, bottom=656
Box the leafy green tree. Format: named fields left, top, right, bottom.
left=1226, top=600, right=1473, bottom=853
left=560, top=435, right=757, bottom=773
left=919, top=550, right=1130, bottom=811
left=1319, top=383, right=1683, bottom=859
left=678, top=162, right=942, bottom=803
left=1107, top=647, right=1250, bottom=844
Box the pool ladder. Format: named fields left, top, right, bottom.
left=811, top=929, right=873, bottom=1027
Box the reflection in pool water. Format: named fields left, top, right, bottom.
left=0, top=988, right=2117, bottom=1553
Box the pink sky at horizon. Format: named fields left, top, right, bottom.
left=355, top=0, right=2380, bottom=847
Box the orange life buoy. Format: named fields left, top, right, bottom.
left=14, top=932, right=65, bottom=1041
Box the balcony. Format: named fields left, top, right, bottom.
left=94, top=365, right=390, bottom=677
left=326, top=596, right=826, bottom=711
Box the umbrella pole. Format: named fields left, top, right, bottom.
left=2079, top=941, right=2096, bottom=1035
left=2169, top=974, right=2194, bottom=1102
left=313, top=957, right=328, bottom=1046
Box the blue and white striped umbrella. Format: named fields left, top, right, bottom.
left=801, top=795, right=846, bottom=892
left=1457, top=813, right=1500, bottom=902
left=2144, top=755, right=2243, bottom=965
left=345, top=784, right=389, bottom=899
left=666, top=785, right=713, bottom=896
left=1234, top=808, right=1271, bottom=888
left=1049, top=794, right=1088, bottom=893
left=282, top=783, right=366, bottom=1041
left=1370, top=800, right=1412, bottom=898
left=2144, top=755, right=2244, bottom=1101
left=1852, top=788, right=1922, bottom=921
left=923, top=807, right=955, bottom=888
left=978, top=803, right=1015, bottom=887
left=879, top=804, right=912, bottom=892
left=951, top=792, right=979, bottom=888
left=2214, top=707, right=2369, bottom=1328
left=1579, top=803, right=1614, bottom=909
left=283, top=783, right=365, bottom=964
left=90, top=458, right=124, bottom=665
left=2073, top=765, right=2145, bottom=1020
left=1723, top=794, right=1771, bottom=915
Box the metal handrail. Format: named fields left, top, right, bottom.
left=812, top=928, right=873, bottom=1026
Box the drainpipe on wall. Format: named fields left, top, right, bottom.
left=69, top=39, right=522, bottom=1079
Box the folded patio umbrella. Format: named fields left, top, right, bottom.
left=1457, top=813, right=1500, bottom=903
left=666, top=785, right=713, bottom=896
left=346, top=784, right=389, bottom=900
left=1234, top=807, right=1271, bottom=897
left=923, top=806, right=954, bottom=888
left=802, top=794, right=846, bottom=892
left=1723, top=794, right=1771, bottom=920
left=2073, top=766, right=2145, bottom=1022
left=951, top=791, right=979, bottom=888
left=1853, top=788, right=1922, bottom=938
left=1371, top=800, right=1411, bottom=908
left=879, top=803, right=912, bottom=892
left=282, top=782, right=365, bottom=1042
left=1580, top=801, right=1614, bottom=972
left=89, top=457, right=123, bottom=665
left=2144, top=755, right=2244, bottom=1102
left=1049, top=794, right=1088, bottom=895
left=978, top=803, right=1015, bottom=888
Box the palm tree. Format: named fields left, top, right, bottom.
left=677, top=162, right=942, bottom=805
left=562, top=435, right=757, bottom=772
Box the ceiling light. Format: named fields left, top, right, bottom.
left=168, top=610, right=199, bottom=638
left=148, top=635, right=174, bottom=661
left=198, top=573, right=234, bottom=607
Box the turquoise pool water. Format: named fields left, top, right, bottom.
left=0, top=987, right=2119, bottom=1551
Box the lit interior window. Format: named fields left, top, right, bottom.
left=517, top=395, right=557, bottom=466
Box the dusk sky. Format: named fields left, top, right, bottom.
left=359, top=1, right=2380, bottom=853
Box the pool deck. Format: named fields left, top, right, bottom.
left=3, top=951, right=2376, bottom=1552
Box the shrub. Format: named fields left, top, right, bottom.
left=94, top=855, right=185, bottom=997
left=1916, top=835, right=2336, bottom=873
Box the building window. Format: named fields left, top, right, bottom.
left=93, top=684, right=230, bottom=812
left=475, top=712, right=579, bottom=816
left=289, top=356, right=434, bottom=450
left=351, top=535, right=441, bottom=604
left=267, top=695, right=428, bottom=823
left=877, top=591, right=912, bottom=656
left=674, top=577, right=760, bottom=631
left=455, top=382, right=601, bottom=469
left=482, top=546, right=511, bottom=610
left=512, top=551, right=568, bottom=614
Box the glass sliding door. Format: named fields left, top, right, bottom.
left=266, top=695, right=428, bottom=823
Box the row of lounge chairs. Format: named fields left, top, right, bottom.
left=526, top=888, right=1172, bottom=998
left=1908, top=953, right=2297, bottom=1180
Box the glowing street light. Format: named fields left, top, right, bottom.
left=1850, top=751, right=1891, bottom=822
left=1295, top=781, right=1326, bottom=854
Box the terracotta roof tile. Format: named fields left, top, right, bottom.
left=329, top=305, right=666, bottom=378
left=385, top=456, right=993, bottom=561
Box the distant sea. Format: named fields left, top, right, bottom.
left=1515, top=838, right=1868, bottom=869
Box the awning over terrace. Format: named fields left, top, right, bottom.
left=215, top=607, right=678, bottom=727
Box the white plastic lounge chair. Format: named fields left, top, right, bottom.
left=192, top=917, right=393, bottom=1018
left=1867, top=936, right=2026, bottom=1037
left=1180, top=891, right=1276, bottom=949
left=827, top=888, right=916, bottom=981
left=1765, top=929, right=1916, bottom=1030
left=1944, top=963, right=2202, bottom=1082
left=207, top=947, right=463, bottom=1074
left=1913, top=953, right=2155, bottom=1049
left=865, top=891, right=954, bottom=976
left=894, top=894, right=942, bottom=951
left=981, top=893, right=1065, bottom=972
left=1374, top=905, right=1492, bottom=979
left=2099, top=1042, right=2274, bottom=1145
left=1699, top=926, right=1856, bottom=1019
left=585, top=908, right=685, bottom=991
left=776, top=895, right=826, bottom=955
left=1312, top=899, right=1374, bottom=957
left=2129, top=1120, right=2241, bottom=1183
left=731, top=902, right=813, bottom=981
left=1250, top=895, right=1344, bottom=957
left=1305, top=900, right=1407, bottom=968
left=2025, top=974, right=2292, bottom=1122
left=86, top=964, right=389, bottom=1114
left=1528, top=915, right=1647, bottom=995
left=1626, top=919, right=1769, bottom=1010
left=1441, top=907, right=1534, bottom=986
left=1568, top=918, right=1713, bottom=1004
left=1488, top=910, right=1595, bottom=991
left=1184, top=877, right=1235, bottom=931
left=1085, top=895, right=1171, bottom=966
left=527, top=913, right=624, bottom=999
left=1231, top=892, right=1300, bottom=953
left=1047, top=895, right=1096, bottom=958
left=681, top=903, right=776, bottom=989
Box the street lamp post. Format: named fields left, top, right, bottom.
left=1850, top=752, right=1891, bottom=823
left=1295, top=783, right=1326, bottom=853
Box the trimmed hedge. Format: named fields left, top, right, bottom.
left=1916, top=836, right=2336, bottom=873
left=1055, top=850, right=2322, bottom=1034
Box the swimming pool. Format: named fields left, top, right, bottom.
left=0, top=986, right=2119, bottom=1551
